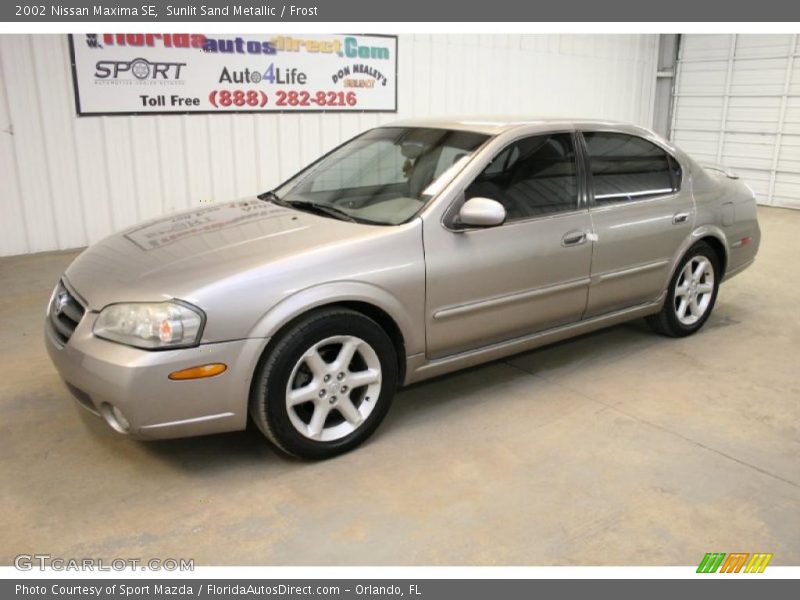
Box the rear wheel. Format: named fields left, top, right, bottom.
left=646, top=241, right=720, bottom=337
left=250, top=308, right=398, bottom=459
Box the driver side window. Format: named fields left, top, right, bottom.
left=465, top=133, right=579, bottom=221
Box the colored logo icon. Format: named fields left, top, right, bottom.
left=697, top=552, right=773, bottom=573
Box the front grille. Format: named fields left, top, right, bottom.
left=48, top=280, right=85, bottom=345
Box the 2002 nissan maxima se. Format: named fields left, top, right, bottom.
left=46, top=117, right=760, bottom=459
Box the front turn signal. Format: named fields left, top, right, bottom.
left=168, top=363, right=227, bottom=381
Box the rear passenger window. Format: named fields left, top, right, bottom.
left=583, top=132, right=681, bottom=204
left=465, top=133, right=578, bottom=220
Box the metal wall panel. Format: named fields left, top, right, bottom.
left=0, top=34, right=658, bottom=256
left=672, top=34, right=800, bottom=209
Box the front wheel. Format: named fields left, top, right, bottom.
left=646, top=241, right=720, bottom=337
left=249, top=308, right=398, bottom=459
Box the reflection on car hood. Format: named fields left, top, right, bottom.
left=65, top=198, right=379, bottom=310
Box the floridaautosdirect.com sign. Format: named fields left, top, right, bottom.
left=68, top=33, right=398, bottom=115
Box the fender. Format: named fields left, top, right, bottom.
left=246, top=280, right=423, bottom=357
left=662, top=224, right=730, bottom=294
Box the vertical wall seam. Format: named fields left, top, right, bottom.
left=230, top=115, right=240, bottom=198
left=181, top=115, right=192, bottom=207
left=126, top=117, right=142, bottom=222
left=0, top=39, right=32, bottom=254
left=275, top=114, right=283, bottom=181
left=61, top=34, right=89, bottom=246
left=253, top=113, right=262, bottom=192
left=766, top=34, right=797, bottom=206
left=715, top=34, right=737, bottom=164
left=205, top=114, right=216, bottom=198
left=98, top=117, right=117, bottom=232
left=668, top=35, right=683, bottom=142
left=153, top=117, right=168, bottom=213
left=27, top=35, right=62, bottom=250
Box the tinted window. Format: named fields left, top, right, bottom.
left=465, top=133, right=578, bottom=220
left=583, top=132, right=680, bottom=204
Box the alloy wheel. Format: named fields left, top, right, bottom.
left=285, top=335, right=382, bottom=442
left=674, top=255, right=715, bottom=326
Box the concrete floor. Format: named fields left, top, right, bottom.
left=1, top=206, right=798, bottom=566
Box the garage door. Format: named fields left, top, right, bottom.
left=671, top=34, right=800, bottom=209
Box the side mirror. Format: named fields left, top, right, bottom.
left=457, top=197, right=506, bottom=228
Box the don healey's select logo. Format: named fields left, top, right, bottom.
left=696, top=552, right=773, bottom=573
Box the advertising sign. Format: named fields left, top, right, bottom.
left=68, top=33, right=398, bottom=115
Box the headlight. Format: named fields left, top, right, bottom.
left=93, top=301, right=204, bottom=350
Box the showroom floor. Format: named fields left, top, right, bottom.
left=1, top=206, right=798, bottom=566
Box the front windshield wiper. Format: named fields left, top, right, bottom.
left=286, top=201, right=359, bottom=223
left=258, top=190, right=376, bottom=225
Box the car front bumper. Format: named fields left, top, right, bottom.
left=45, top=309, right=267, bottom=440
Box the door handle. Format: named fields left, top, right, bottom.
left=562, top=230, right=588, bottom=247
left=672, top=212, right=690, bottom=225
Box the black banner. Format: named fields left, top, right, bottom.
left=5, top=579, right=800, bottom=600
left=3, top=0, right=800, bottom=22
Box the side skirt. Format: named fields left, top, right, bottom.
left=404, top=296, right=664, bottom=385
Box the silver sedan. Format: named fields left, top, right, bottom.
left=45, top=118, right=760, bottom=459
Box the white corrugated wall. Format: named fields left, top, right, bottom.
left=672, top=34, right=800, bottom=209
left=0, top=34, right=659, bottom=257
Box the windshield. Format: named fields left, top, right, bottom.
left=272, top=127, right=489, bottom=225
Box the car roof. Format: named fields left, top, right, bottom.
left=384, top=115, right=658, bottom=138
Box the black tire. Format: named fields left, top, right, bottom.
left=249, top=308, right=398, bottom=459
left=646, top=241, right=721, bottom=337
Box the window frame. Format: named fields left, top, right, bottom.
left=577, top=130, right=684, bottom=209
left=444, top=129, right=589, bottom=231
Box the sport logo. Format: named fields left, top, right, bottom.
left=94, top=58, right=186, bottom=80
left=696, top=552, right=773, bottom=573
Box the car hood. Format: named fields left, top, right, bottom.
left=65, top=198, right=384, bottom=310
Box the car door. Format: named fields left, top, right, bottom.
left=580, top=131, right=693, bottom=318
left=423, top=132, right=594, bottom=359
